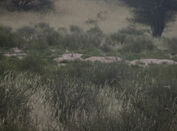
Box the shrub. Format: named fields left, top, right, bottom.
left=17, top=26, right=35, bottom=42
left=119, top=25, right=149, bottom=36
left=106, top=32, right=127, bottom=45
left=0, top=26, right=20, bottom=48
left=105, top=26, right=149, bottom=46
left=61, top=31, right=102, bottom=50
left=167, top=38, right=177, bottom=55
left=18, top=53, right=47, bottom=74
left=120, top=36, right=155, bottom=53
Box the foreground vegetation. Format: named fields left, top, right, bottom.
left=0, top=23, right=177, bottom=131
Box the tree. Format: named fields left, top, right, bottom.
left=0, top=0, right=54, bottom=12
left=120, top=0, right=177, bottom=37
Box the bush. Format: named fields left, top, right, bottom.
left=106, top=32, right=127, bottom=45
left=105, top=26, right=149, bottom=46
left=120, top=36, right=155, bottom=53
left=61, top=31, right=103, bottom=50
left=18, top=53, right=47, bottom=74
left=119, top=25, right=149, bottom=36
left=167, top=38, right=177, bottom=55
left=0, top=26, right=20, bottom=48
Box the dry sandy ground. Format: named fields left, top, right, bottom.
left=54, top=53, right=177, bottom=67
left=3, top=49, right=177, bottom=66
left=3, top=48, right=26, bottom=59
left=0, top=0, right=176, bottom=37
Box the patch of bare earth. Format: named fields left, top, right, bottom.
left=54, top=53, right=83, bottom=62
left=3, top=48, right=26, bottom=59
left=129, top=59, right=177, bottom=66
left=54, top=53, right=177, bottom=66
left=85, top=56, right=122, bottom=63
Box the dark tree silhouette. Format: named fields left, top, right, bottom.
left=120, top=0, right=177, bottom=37
left=12, top=0, right=53, bottom=11
left=0, top=0, right=54, bottom=12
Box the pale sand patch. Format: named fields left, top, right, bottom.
left=54, top=53, right=83, bottom=62
left=12, top=47, right=22, bottom=53
left=130, top=59, right=177, bottom=66
left=85, top=56, right=122, bottom=63
left=54, top=53, right=177, bottom=66
left=3, top=48, right=26, bottom=59
left=3, top=53, right=26, bottom=57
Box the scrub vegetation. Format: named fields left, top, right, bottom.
left=0, top=0, right=177, bottom=131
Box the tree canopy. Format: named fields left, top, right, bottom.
left=0, top=0, right=54, bottom=12
left=120, top=0, right=177, bottom=37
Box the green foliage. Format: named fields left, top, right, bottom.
left=167, top=38, right=177, bottom=55
left=105, top=26, right=149, bottom=46
left=16, top=23, right=104, bottom=51
left=120, top=36, right=155, bottom=53
left=0, top=26, right=21, bottom=48
left=60, top=26, right=103, bottom=50
left=18, top=53, right=47, bottom=74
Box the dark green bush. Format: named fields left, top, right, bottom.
left=61, top=32, right=102, bottom=50
left=167, top=38, right=177, bottom=55
left=119, top=26, right=149, bottom=36
left=0, top=26, right=20, bottom=48
left=120, top=36, right=155, bottom=53
left=18, top=53, right=47, bottom=74
left=106, top=32, right=127, bottom=45
left=105, top=26, right=149, bottom=46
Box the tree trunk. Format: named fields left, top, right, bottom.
left=151, top=23, right=164, bottom=38
left=151, top=11, right=165, bottom=38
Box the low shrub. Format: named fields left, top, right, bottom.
left=120, top=36, right=155, bottom=53
left=167, top=38, right=177, bottom=55
left=18, top=53, right=47, bottom=74
left=0, top=26, right=21, bottom=48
